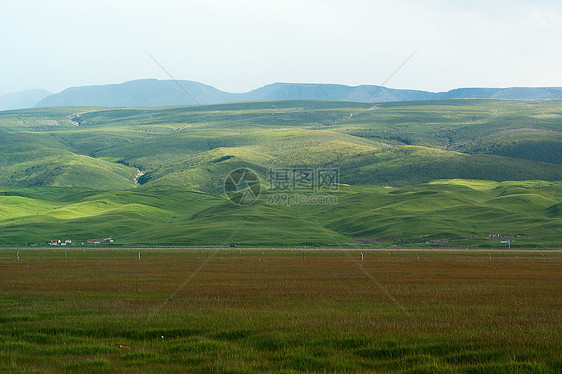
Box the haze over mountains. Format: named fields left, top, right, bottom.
left=0, top=89, right=52, bottom=111
left=3, top=80, right=562, bottom=110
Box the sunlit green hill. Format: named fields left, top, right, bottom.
left=0, top=180, right=560, bottom=247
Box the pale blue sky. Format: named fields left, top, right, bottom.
left=1, top=0, right=561, bottom=96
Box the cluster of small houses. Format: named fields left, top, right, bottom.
left=426, top=234, right=527, bottom=244
left=49, top=238, right=114, bottom=246
left=49, top=239, right=73, bottom=246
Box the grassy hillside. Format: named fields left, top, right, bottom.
left=336, top=146, right=562, bottom=186
left=334, top=100, right=561, bottom=162
left=0, top=99, right=560, bottom=247
left=0, top=180, right=559, bottom=248
left=0, top=132, right=138, bottom=189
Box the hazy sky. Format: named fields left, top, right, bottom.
left=1, top=0, right=561, bottom=96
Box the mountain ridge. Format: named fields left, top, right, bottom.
left=27, top=80, right=562, bottom=108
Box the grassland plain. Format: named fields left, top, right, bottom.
left=0, top=249, right=560, bottom=373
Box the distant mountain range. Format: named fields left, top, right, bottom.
left=0, top=89, right=52, bottom=111
left=3, top=80, right=562, bottom=110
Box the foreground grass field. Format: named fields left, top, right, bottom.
left=1, top=249, right=560, bottom=372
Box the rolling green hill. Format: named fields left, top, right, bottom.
left=0, top=99, right=560, bottom=247
left=0, top=181, right=559, bottom=247
left=0, top=132, right=138, bottom=190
